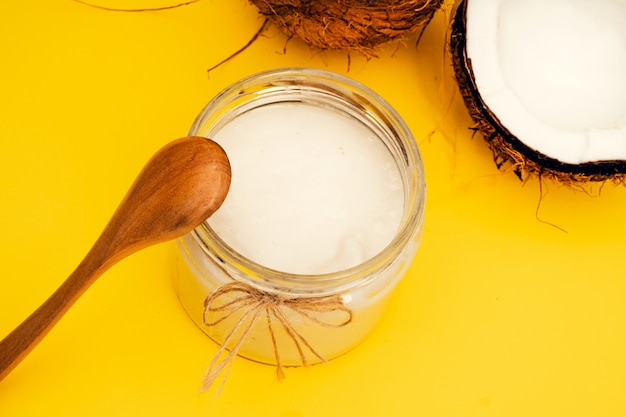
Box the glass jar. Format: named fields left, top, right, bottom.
left=174, top=68, right=426, bottom=376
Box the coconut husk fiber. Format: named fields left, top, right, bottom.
left=249, top=0, right=443, bottom=57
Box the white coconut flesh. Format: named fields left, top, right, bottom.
left=465, top=0, right=626, bottom=165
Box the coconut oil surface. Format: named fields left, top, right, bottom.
left=208, top=102, right=404, bottom=275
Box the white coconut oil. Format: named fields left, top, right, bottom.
left=208, top=102, right=404, bottom=275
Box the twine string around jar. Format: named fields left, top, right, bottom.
left=201, top=281, right=353, bottom=391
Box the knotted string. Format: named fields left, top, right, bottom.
left=200, top=281, right=353, bottom=392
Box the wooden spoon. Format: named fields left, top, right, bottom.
left=0, top=136, right=231, bottom=381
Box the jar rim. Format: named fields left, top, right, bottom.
left=187, top=67, right=426, bottom=296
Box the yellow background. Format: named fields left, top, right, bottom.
left=1, top=1, right=626, bottom=416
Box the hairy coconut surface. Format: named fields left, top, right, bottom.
left=450, top=0, right=626, bottom=183
left=249, top=0, right=443, bottom=56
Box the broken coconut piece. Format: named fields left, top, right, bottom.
left=249, top=0, right=443, bottom=57
left=450, top=0, right=626, bottom=182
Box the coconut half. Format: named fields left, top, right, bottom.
left=450, top=0, right=626, bottom=182
left=250, top=0, right=443, bottom=57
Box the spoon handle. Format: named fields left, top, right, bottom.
left=0, top=255, right=106, bottom=380
left=0, top=136, right=231, bottom=382
left=0, top=210, right=135, bottom=381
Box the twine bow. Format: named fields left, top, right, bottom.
left=200, top=281, right=353, bottom=392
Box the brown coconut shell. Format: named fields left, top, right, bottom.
left=249, top=0, right=444, bottom=57
left=449, top=0, right=626, bottom=183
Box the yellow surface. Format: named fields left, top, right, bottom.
left=1, top=1, right=626, bottom=416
